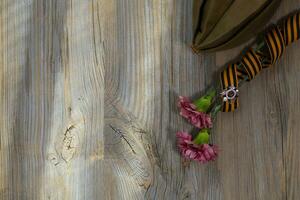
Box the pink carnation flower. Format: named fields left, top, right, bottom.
left=176, top=131, right=218, bottom=163
left=178, top=96, right=212, bottom=129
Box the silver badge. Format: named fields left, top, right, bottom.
left=220, top=86, right=239, bottom=102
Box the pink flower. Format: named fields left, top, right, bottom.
left=176, top=131, right=218, bottom=163
left=178, top=96, right=212, bottom=129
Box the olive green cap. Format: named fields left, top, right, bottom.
left=192, top=0, right=281, bottom=52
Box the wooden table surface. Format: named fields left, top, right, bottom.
left=1, top=0, right=300, bottom=199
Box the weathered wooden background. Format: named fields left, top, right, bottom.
left=1, top=0, right=300, bottom=199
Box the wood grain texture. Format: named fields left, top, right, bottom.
left=0, top=0, right=300, bottom=199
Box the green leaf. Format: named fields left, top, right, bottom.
left=193, top=89, right=216, bottom=112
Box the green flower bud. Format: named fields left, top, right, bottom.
left=193, top=129, right=210, bottom=145
left=193, top=89, right=216, bottom=112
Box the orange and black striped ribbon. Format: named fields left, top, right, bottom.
left=220, top=13, right=300, bottom=112
left=220, top=48, right=262, bottom=112
left=283, top=12, right=300, bottom=46
left=263, top=25, right=285, bottom=68
left=240, top=48, right=263, bottom=81
left=220, top=64, right=239, bottom=112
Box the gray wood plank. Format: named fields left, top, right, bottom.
left=1, top=0, right=105, bottom=199
left=1, top=0, right=300, bottom=199
left=280, top=1, right=300, bottom=200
